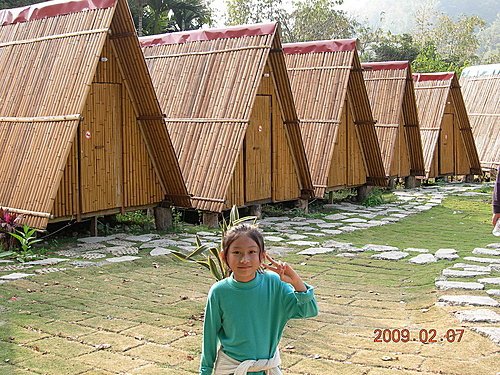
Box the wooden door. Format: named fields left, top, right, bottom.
left=245, top=95, right=272, bottom=202
left=80, top=83, right=122, bottom=213
left=439, top=113, right=454, bottom=175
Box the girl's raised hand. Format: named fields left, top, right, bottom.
left=263, top=254, right=307, bottom=292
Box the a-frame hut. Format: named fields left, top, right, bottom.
left=282, top=40, right=386, bottom=198
left=362, top=61, right=425, bottom=184
left=413, top=72, right=481, bottom=179
left=459, top=64, right=500, bottom=172
left=140, top=23, right=313, bottom=215
left=0, top=0, right=189, bottom=229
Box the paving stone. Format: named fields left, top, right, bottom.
left=435, top=248, right=459, bottom=260
left=463, top=256, right=500, bottom=264
left=405, top=247, right=429, bottom=253
left=34, top=268, right=67, bottom=274
left=80, top=253, right=107, bottom=260
left=260, top=217, right=290, bottom=222
left=106, top=239, right=138, bottom=247
left=77, top=243, right=107, bottom=250
left=438, top=295, right=499, bottom=307
left=23, top=258, right=68, bottom=266
left=149, top=248, right=172, bottom=256
left=292, top=226, right=317, bottom=231
left=435, top=281, right=484, bottom=290
left=338, top=226, right=360, bottom=232
left=486, top=243, right=500, bottom=249
left=0, top=272, right=35, bottom=280
left=324, top=213, right=348, bottom=221
left=124, top=234, right=161, bottom=242
left=297, top=247, right=335, bottom=255
left=409, top=254, right=437, bottom=264
left=319, top=229, right=343, bottom=235
left=356, top=213, right=378, bottom=219
left=390, top=213, right=409, bottom=218
left=56, top=250, right=84, bottom=258
left=322, top=240, right=353, bottom=248
left=366, top=220, right=390, bottom=226
left=472, top=248, right=500, bottom=256
left=286, top=240, right=319, bottom=247
left=105, top=256, right=141, bottom=263
left=140, top=239, right=189, bottom=249
left=0, top=260, right=14, bottom=263
left=350, top=223, right=373, bottom=228
left=304, top=219, right=327, bottom=224
left=341, top=218, right=368, bottom=223
left=372, top=251, right=409, bottom=260
left=196, top=231, right=215, bottom=236
left=455, top=309, right=500, bottom=323
left=70, top=261, right=101, bottom=268
left=303, top=232, right=325, bottom=237
left=77, top=235, right=116, bottom=244
left=0, top=264, right=33, bottom=272
left=442, top=269, right=489, bottom=277
left=470, top=327, right=500, bottom=344
left=452, top=263, right=492, bottom=272
left=316, top=222, right=342, bottom=228
left=477, top=277, right=500, bottom=285
left=486, top=289, right=500, bottom=296
left=266, top=246, right=294, bottom=256
left=363, top=244, right=399, bottom=252
left=336, top=253, right=358, bottom=258
left=264, top=236, right=285, bottom=242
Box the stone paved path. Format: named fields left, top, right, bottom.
left=0, top=183, right=499, bottom=374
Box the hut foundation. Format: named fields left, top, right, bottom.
left=90, top=216, right=99, bottom=237
left=464, top=174, right=474, bottom=183
left=154, top=205, right=173, bottom=231
left=203, top=212, right=219, bottom=228
left=404, top=176, right=416, bottom=189
left=249, top=204, right=262, bottom=218
left=295, top=198, right=309, bottom=214
left=356, top=185, right=373, bottom=202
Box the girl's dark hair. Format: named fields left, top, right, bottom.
left=222, top=224, right=265, bottom=274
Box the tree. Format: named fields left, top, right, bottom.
left=358, top=30, right=419, bottom=63
left=411, top=41, right=457, bottom=74
left=225, top=0, right=287, bottom=26
left=142, top=0, right=212, bottom=35
left=477, top=13, right=500, bottom=64
left=431, top=14, right=485, bottom=67
left=285, top=0, right=357, bottom=43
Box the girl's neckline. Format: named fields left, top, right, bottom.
left=227, top=271, right=264, bottom=289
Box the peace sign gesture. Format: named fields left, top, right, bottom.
left=263, top=254, right=307, bottom=292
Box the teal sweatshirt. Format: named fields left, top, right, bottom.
left=200, top=271, right=318, bottom=375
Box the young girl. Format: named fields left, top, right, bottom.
left=200, top=223, right=319, bottom=375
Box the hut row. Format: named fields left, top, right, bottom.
left=0, top=0, right=487, bottom=230
left=460, top=64, right=500, bottom=172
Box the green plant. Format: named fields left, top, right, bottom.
left=170, top=206, right=256, bottom=281
left=362, top=188, right=396, bottom=207
left=9, top=224, right=43, bottom=262
left=0, top=209, right=23, bottom=250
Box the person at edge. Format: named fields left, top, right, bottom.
left=493, top=165, right=500, bottom=226
left=200, top=223, right=319, bottom=375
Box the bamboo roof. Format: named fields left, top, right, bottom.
left=413, top=72, right=481, bottom=176
left=0, top=0, right=189, bottom=229
left=362, top=61, right=425, bottom=177
left=283, top=39, right=386, bottom=196
left=460, top=64, right=500, bottom=170
left=140, top=23, right=313, bottom=212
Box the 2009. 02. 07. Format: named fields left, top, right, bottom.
left=374, top=328, right=464, bottom=343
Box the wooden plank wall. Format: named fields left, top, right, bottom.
left=460, top=72, right=500, bottom=170
left=52, top=36, right=164, bottom=218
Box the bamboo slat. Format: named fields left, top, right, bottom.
left=460, top=65, right=500, bottom=171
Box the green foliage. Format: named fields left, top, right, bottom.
left=0, top=209, right=23, bottom=251
left=8, top=224, right=43, bottom=262
left=115, top=210, right=155, bottom=233
left=285, top=0, right=356, bottom=43
left=226, top=0, right=288, bottom=26
left=361, top=188, right=396, bottom=207
left=360, top=32, right=420, bottom=63
left=170, top=205, right=256, bottom=281
left=411, top=41, right=457, bottom=74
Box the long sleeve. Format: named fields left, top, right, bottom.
left=200, top=289, right=221, bottom=375
left=494, top=166, right=500, bottom=214
left=282, top=282, right=318, bottom=320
